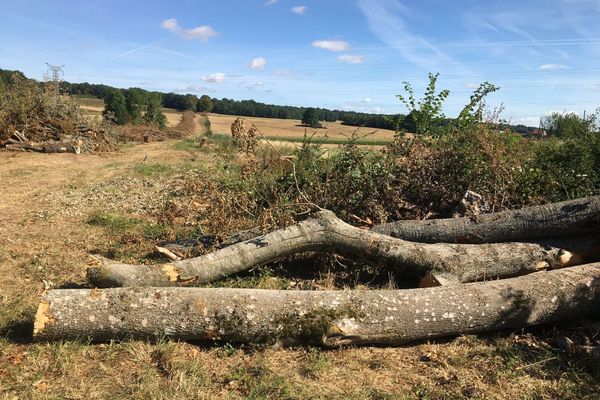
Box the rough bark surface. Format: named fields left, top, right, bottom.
left=4, top=140, right=80, bottom=154
left=87, top=211, right=600, bottom=288
left=372, top=196, right=600, bottom=243
left=35, top=263, right=600, bottom=346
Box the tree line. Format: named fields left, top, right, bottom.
left=4, top=68, right=569, bottom=134
left=61, top=80, right=402, bottom=130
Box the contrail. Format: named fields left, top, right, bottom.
left=111, top=37, right=172, bottom=60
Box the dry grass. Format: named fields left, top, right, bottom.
left=1, top=127, right=599, bottom=398
left=208, top=113, right=396, bottom=143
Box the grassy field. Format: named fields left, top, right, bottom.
left=1, top=115, right=599, bottom=398
left=207, top=113, right=397, bottom=145
left=78, top=97, right=396, bottom=146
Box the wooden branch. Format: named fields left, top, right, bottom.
left=372, top=195, right=600, bottom=243
left=157, top=196, right=600, bottom=253
left=12, top=130, right=28, bottom=143
left=35, top=263, right=600, bottom=346
left=5, top=140, right=78, bottom=153
left=87, top=210, right=600, bottom=287
left=155, top=245, right=182, bottom=261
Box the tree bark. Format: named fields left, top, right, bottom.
left=86, top=211, right=600, bottom=288
left=4, top=140, right=80, bottom=154
left=35, top=263, right=600, bottom=346
left=372, top=195, right=600, bottom=243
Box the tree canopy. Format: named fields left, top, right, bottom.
left=103, top=89, right=128, bottom=125
left=302, top=108, right=322, bottom=128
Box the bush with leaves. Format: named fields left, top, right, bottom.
left=542, top=111, right=597, bottom=138
left=144, top=93, right=167, bottom=129
left=397, top=73, right=449, bottom=135
left=301, top=108, right=322, bottom=129
left=522, top=135, right=600, bottom=202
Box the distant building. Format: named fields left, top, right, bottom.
left=530, top=128, right=547, bottom=138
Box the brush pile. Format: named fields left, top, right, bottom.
left=0, top=74, right=120, bottom=154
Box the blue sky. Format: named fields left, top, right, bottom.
left=1, top=0, right=599, bottom=125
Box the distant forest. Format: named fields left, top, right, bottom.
left=0, top=68, right=537, bottom=133
left=59, top=79, right=403, bottom=131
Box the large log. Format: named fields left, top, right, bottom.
left=87, top=211, right=600, bottom=288
left=35, top=263, right=600, bottom=346
left=4, top=140, right=79, bottom=154
left=372, top=195, right=600, bottom=243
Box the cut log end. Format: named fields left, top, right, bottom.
left=162, top=264, right=180, bottom=282
left=33, top=299, right=51, bottom=337
left=419, top=273, right=460, bottom=287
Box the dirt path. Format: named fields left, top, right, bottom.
left=0, top=115, right=208, bottom=312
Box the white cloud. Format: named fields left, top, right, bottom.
left=264, top=0, right=278, bottom=5
left=517, top=116, right=541, bottom=126
left=175, top=85, right=214, bottom=94
left=275, top=69, right=293, bottom=76
left=539, top=63, right=569, bottom=70
left=161, top=18, right=178, bottom=31
left=201, top=73, right=226, bottom=83
left=292, top=6, right=307, bottom=14
left=248, top=57, right=267, bottom=69
left=372, top=107, right=384, bottom=113
left=465, top=83, right=480, bottom=89
left=312, top=40, right=350, bottom=52
left=362, top=97, right=372, bottom=103
left=161, top=18, right=216, bottom=42
left=338, top=54, right=364, bottom=64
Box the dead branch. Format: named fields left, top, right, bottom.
left=87, top=210, right=600, bottom=288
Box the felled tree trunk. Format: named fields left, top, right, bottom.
left=5, top=140, right=80, bottom=154
left=87, top=211, right=600, bottom=288
left=372, top=195, right=600, bottom=243
left=35, top=263, right=600, bottom=346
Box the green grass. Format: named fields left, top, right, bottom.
left=133, top=163, right=174, bottom=176
left=207, top=133, right=233, bottom=144
left=212, top=131, right=390, bottom=146
left=86, top=211, right=168, bottom=240
left=173, top=138, right=199, bottom=152
left=173, top=134, right=232, bottom=153
left=265, top=135, right=391, bottom=146
left=87, top=211, right=143, bottom=234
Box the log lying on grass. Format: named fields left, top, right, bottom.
left=372, top=195, right=600, bottom=243
left=4, top=140, right=80, bottom=154
left=87, top=210, right=600, bottom=288
left=35, top=263, right=600, bottom=346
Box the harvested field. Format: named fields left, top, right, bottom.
left=208, top=113, right=397, bottom=145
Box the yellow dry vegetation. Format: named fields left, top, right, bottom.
left=208, top=113, right=396, bottom=141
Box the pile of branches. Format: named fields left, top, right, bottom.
left=33, top=195, right=600, bottom=349
left=120, top=111, right=197, bottom=144
left=0, top=75, right=120, bottom=154
left=2, top=124, right=119, bottom=154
